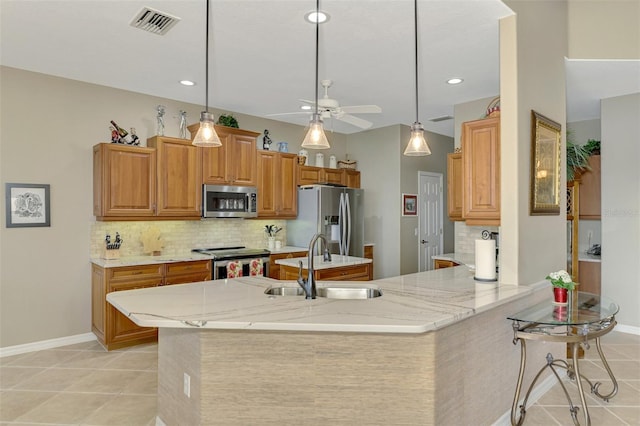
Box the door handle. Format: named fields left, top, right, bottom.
left=421, top=240, right=428, bottom=244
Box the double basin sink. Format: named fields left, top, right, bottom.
left=265, top=285, right=382, bottom=299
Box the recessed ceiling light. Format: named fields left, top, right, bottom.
left=304, top=10, right=330, bottom=24
left=180, top=80, right=196, bottom=86
left=301, top=105, right=312, bottom=110
left=447, top=78, right=464, bottom=85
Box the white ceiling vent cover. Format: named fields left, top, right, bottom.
left=130, top=7, right=180, bottom=35
left=428, top=115, right=454, bottom=123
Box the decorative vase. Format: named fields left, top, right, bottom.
left=553, top=287, right=568, bottom=305
left=267, top=237, right=275, bottom=251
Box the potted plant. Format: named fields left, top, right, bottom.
left=566, top=132, right=591, bottom=181
left=584, top=139, right=601, bottom=156
left=217, top=114, right=239, bottom=128
left=546, top=269, right=576, bottom=305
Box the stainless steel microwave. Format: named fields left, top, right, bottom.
left=202, top=185, right=258, bottom=218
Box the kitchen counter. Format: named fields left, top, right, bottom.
left=275, top=254, right=372, bottom=270
left=431, top=252, right=476, bottom=268
left=578, top=253, right=602, bottom=263
left=90, top=253, right=212, bottom=268
left=265, top=245, right=307, bottom=254
left=107, top=266, right=537, bottom=334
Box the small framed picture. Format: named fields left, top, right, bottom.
left=402, top=193, right=417, bottom=216
left=5, top=183, right=51, bottom=228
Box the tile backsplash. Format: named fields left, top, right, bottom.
left=454, top=222, right=499, bottom=254
left=90, top=219, right=288, bottom=258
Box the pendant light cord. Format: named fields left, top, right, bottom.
left=414, top=0, right=419, bottom=123
left=205, top=0, right=210, bottom=112
left=314, top=0, right=320, bottom=116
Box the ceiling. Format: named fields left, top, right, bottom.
left=1, top=1, right=637, bottom=137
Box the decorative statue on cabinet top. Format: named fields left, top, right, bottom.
left=129, top=128, right=140, bottom=145
left=179, top=110, right=188, bottom=139
left=263, top=129, right=273, bottom=150
left=156, top=105, right=166, bottom=136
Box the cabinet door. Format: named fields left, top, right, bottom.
left=277, top=153, right=298, bottom=217
left=447, top=152, right=463, bottom=221
left=578, top=261, right=601, bottom=295
left=269, top=251, right=307, bottom=279
left=149, top=137, right=201, bottom=217
left=297, top=165, right=322, bottom=186
left=257, top=151, right=278, bottom=216
left=93, top=144, right=156, bottom=218
left=579, top=155, right=601, bottom=219
left=321, top=168, right=343, bottom=185
left=228, top=134, right=257, bottom=186
left=462, top=117, right=500, bottom=225
left=316, top=264, right=371, bottom=281
left=201, top=132, right=229, bottom=185
left=164, top=260, right=211, bottom=285
left=107, top=277, right=160, bottom=346
left=343, top=170, right=361, bottom=188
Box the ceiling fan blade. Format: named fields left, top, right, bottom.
left=340, top=105, right=382, bottom=114
left=337, top=114, right=373, bottom=129
left=298, top=99, right=316, bottom=105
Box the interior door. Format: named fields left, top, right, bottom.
left=419, top=172, right=443, bottom=271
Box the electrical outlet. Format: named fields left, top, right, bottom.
left=183, top=372, right=191, bottom=398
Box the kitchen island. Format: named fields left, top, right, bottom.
left=107, top=267, right=561, bottom=425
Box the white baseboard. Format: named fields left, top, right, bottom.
left=0, top=332, right=97, bottom=358
left=615, top=323, right=640, bottom=336
left=492, top=370, right=566, bottom=426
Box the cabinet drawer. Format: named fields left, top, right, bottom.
left=164, top=271, right=212, bottom=285
left=165, top=260, right=211, bottom=276
left=107, top=264, right=164, bottom=281
left=109, top=276, right=162, bottom=292
left=316, top=264, right=370, bottom=281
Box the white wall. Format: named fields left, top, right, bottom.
left=601, top=93, right=640, bottom=328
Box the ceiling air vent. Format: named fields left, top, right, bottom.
left=428, top=115, right=454, bottom=123
left=130, top=7, right=180, bottom=35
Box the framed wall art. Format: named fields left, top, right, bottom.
left=529, top=111, right=562, bottom=215
left=402, top=193, right=418, bottom=216
left=5, top=183, right=51, bottom=227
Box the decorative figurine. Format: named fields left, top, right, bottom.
left=156, top=105, right=166, bottom=136
left=262, top=129, right=273, bottom=150
left=110, top=126, right=119, bottom=143
left=129, top=128, right=140, bottom=145
left=179, top=110, right=188, bottom=139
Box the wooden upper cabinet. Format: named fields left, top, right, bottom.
left=297, top=165, right=323, bottom=186
left=257, top=151, right=297, bottom=218
left=93, top=143, right=156, bottom=219
left=192, top=125, right=259, bottom=186
left=343, top=169, right=361, bottom=189
left=578, top=155, right=601, bottom=219
left=447, top=152, right=463, bottom=221
left=147, top=136, right=201, bottom=218
left=297, top=165, right=361, bottom=188
left=321, top=168, right=343, bottom=186
left=461, top=117, right=500, bottom=226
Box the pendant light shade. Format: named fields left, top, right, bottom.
left=192, top=0, right=221, bottom=147
left=302, top=113, right=330, bottom=149
left=301, top=0, right=330, bottom=150
left=403, top=0, right=431, bottom=156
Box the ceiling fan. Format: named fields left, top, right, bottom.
left=268, top=80, right=382, bottom=130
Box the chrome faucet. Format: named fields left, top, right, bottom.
left=297, top=233, right=332, bottom=299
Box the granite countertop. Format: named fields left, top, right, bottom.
left=431, top=252, right=476, bottom=268
left=266, top=246, right=307, bottom=255
left=91, top=253, right=213, bottom=268
left=107, top=266, right=539, bottom=334
left=275, top=255, right=372, bottom=269
left=578, top=253, right=602, bottom=263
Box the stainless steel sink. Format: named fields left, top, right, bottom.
left=264, top=286, right=382, bottom=299
left=264, top=286, right=305, bottom=296
left=317, top=287, right=383, bottom=299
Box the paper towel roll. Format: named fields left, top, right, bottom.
left=331, top=224, right=340, bottom=241
left=475, top=239, right=497, bottom=282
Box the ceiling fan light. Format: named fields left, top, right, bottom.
left=404, top=122, right=431, bottom=156
left=192, top=112, right=221, bottom=147
left=301, top=114, right=330, bottom=149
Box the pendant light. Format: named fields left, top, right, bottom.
left=403, top=0, right=431, bottom=156
left=301, top=0, right=330, bottom=150
left=192, top=0, right=221, bottom=147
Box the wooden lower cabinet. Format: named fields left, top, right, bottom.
left=578, top=260, right=601, bottom=295
left=279, top=263, right=372, bottom=281
left=92, top=260, right=211, bottom=350
left=269, top=251, right=308, bottom=279
left=434, top=259, right=459, bottom=269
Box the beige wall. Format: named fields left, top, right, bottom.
left=601, top=93, right=640, bottom=327
left=568, top=0, right=640, bottom=60
left=500, top=1, right=569, bottom=285
left=0, top=66, right=346, bottom=348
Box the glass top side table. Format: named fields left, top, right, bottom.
left=507, top=292, right=619, bottom=426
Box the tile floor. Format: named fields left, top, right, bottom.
left=0, top=332, right=638, bottom=425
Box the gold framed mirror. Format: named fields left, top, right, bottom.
left=530, top=110, right=562, bottom=215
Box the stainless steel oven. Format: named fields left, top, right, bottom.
left=192, top=247, right=270, bottom=279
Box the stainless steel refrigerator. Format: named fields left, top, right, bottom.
left=287, top=185, right=364, bottom=257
